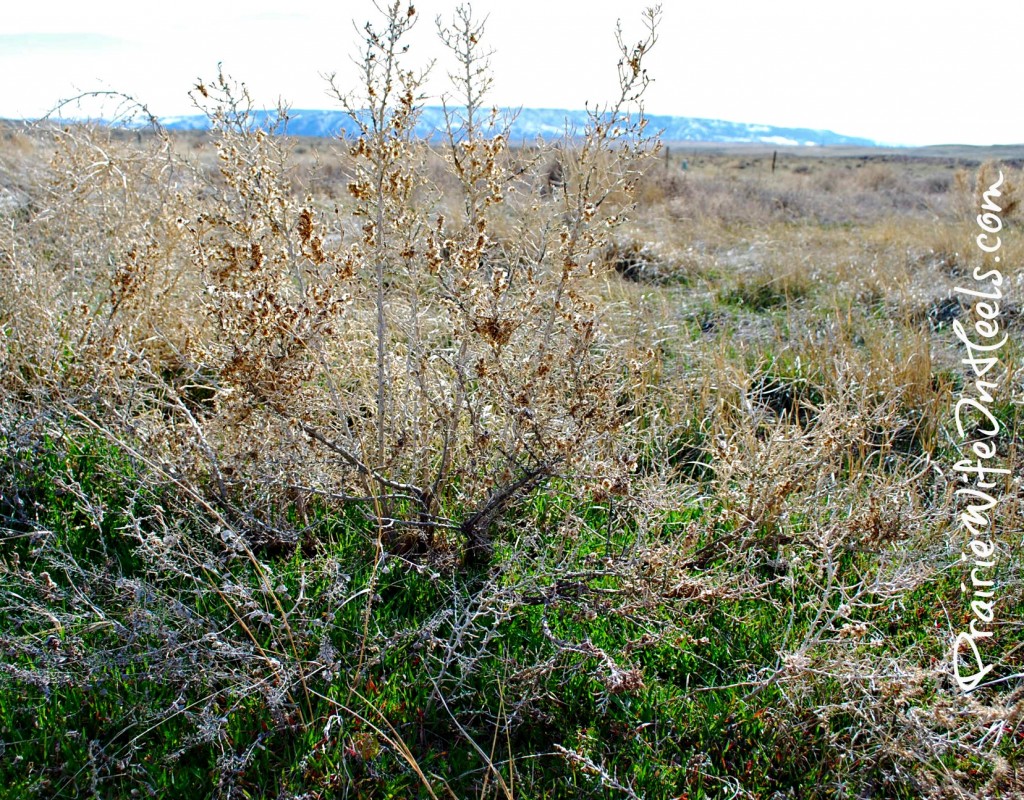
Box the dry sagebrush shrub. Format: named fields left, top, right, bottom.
left=2, top=3, right=663, bottom=566
left=178, top=3, right=662, bottom=561
left=0, top=6, right=660, bottom=794
left=0, top=121, right=197, bottom=407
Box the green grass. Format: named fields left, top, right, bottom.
left=0, top=422, right=1017, bottom=799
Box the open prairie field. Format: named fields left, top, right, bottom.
left=1, top=50, right=1023, bottom=800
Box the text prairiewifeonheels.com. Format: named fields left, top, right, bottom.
left=951, top=170, right=1011, bottom=692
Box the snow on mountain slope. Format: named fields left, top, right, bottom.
left=158, top=107, right=877, bottom=147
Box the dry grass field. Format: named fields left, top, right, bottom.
left=1, top=6, right=1023, bottom=799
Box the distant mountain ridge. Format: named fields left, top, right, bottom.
left=159, top=107, right=878, bottom=147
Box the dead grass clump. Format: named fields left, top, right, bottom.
left=718, top=267, right=813, bottom=311
left=853, top=162, right=900, bottom=192
left=976, top=160, right=1022, bottom=222
left=747, top=369, right=823, bottom=427
left=603, top=238, right=681, bottom=284
left=916, top=295, right=965, bottom=331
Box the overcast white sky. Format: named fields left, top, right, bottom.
left=2, top=0, right=1021, bottom=146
